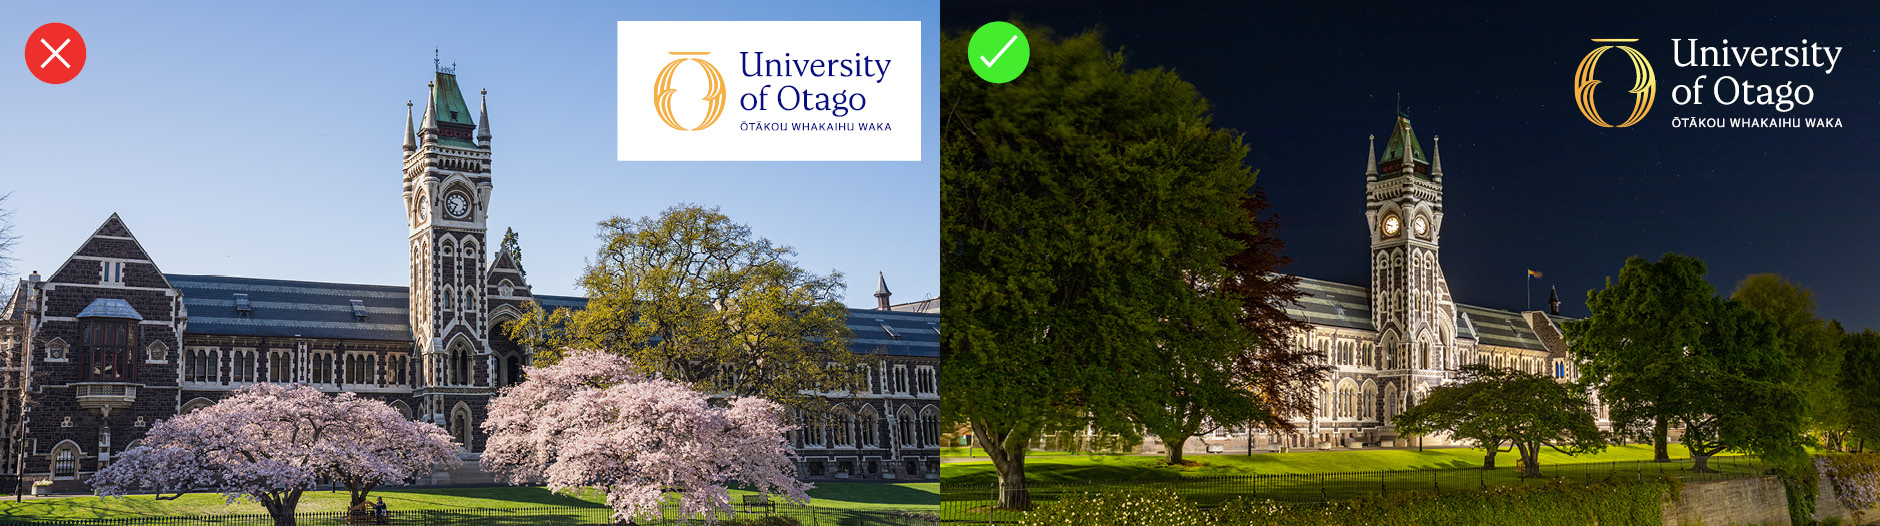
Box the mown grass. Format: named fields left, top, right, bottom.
left=0, top=482, right=937, bottom=523
left=939, top=444, right=1742, bottom=484
left=940, top=451, right=1769, bottom=523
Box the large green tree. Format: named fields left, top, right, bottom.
left=1567, top=254, right=1808, bottom=471
left=1842, top=330, right=1880, bottom=452
left=1731, top=274, right=1848, bottom=450
left=1393, top=365, right=1606, bottom=477
left=1564, top=254, right=1714, bottom=462
left=1125, top=190, right=1327, bottom=465
left=506, top=204, right=856, bottom=411
left=1672, top=298, right=1808, bottom=471
left=941, top=26, right=1267, bottom=509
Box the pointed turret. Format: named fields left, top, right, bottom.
left=874, top=272, right=892, bottom=310
left=1365, top=134, right=1378, bottom=181
left=420, top=81, right=439, bottom=144
left=403, top=100, right=418, bottom=153
left=476, top=89, right=492, bottom=146
left=1432, top=135, right=1443, bottom=181
left=1379, top=113, right=1428, bottom=178
left=1547, top=286, right=1561, bottom=316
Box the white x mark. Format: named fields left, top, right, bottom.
left=40, top=38, right=70, bottom=69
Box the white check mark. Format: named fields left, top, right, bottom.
left=980, top=35, right=1018, bottom=68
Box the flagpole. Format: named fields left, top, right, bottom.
left=1525, top=271, right=1531, bottom=311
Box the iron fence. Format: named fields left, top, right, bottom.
left=940, top=456, right=1769, bottom=523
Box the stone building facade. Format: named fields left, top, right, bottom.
left=1145, top=113, right=1599, bottom=456
left=0, top=63, right=939, bottom=490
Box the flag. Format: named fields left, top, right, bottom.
left=1527, top=269, right=1543, bottom=279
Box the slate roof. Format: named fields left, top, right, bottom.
left=169, top=274, right=413, bottom=341
left=76, top=298, right=144, bottom=320
left=164, top=274, right=940, bottom=357
left=1284, top=276, right=1567, bottom=352
left=848, top=309, right=940, bottom=358
left=1286, top=278, right=1374, bottom=330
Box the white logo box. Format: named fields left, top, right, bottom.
left=617, top=21, right=923, bottom=161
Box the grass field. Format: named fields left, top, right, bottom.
left=939, top=448, right=1770, bottom=522
left=938, top=444, right=1741, bottom=485
left=0, top=482, right=938, bottom=523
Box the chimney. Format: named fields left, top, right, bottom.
left=1547, top=286, right=1561, bottom=316
left=25, top=271, right=40, bottom=303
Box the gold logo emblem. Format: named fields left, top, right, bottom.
left=1574, top=39, right=1656, bottom=128
left=654, top=52, right=726, bottom=131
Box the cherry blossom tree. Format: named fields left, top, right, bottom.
left=481, top=350, right=811, bottom=524
left=92, top=383, right=459, bottom=526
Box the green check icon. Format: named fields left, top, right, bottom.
left=968, top=21, right=1029, bottom=84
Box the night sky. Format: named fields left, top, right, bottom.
left=943, top=2, right=1880, bottom=331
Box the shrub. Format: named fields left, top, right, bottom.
left=1019, top=478, right=1674, bottom=526
left=1017, top=489, right=1211, bottom=526
left=1817, top=453, right=1880, bottom=513
left=1774, top=461, right=1820, bottom=526
left=1214, top=478, right=1670, bottom=526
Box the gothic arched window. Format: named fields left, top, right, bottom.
left=857, top=406, right=879, bottom=448
left=919, top=406, right=940, bottom=447
left=897, top=407, right=918, bottom=447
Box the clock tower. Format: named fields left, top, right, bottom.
left=1363, top=112, right=1457, bottom=400
left=401, top=61, right=496, bottom=448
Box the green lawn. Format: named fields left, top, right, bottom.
left=0, top=483, right=937, bottom=523
left=939, top=444, right=1743, bottom=485
left=939, top=446, right=1767, bottom=522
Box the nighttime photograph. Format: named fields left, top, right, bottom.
left=939, top=3, right=1880, bottom=524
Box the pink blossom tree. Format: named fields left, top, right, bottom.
left=481, top=350, right=811, bottom=524
left=91, top=383, right=460, bottom=526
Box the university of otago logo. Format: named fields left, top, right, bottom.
left=653, top=52, right=726, bottom=131
left=1574, top=39, right=1656, bottom=127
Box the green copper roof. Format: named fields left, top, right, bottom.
left=1379, top=116, right=1425, bottom=164
left=432, top=71, right=478, bottom=147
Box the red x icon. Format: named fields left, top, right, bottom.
left=24, top=23, right=85, bottom=84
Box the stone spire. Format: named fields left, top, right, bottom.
left=476, top=89, right=492, bottom=146
left=1547, top=286, right=1561, bottom=316
left=403, top=100, right=417, bottom=153
left=874, top=272, right=892, bottom=310
left=1365, top=134, right=1377, bottom=180
left=1432, top=135, right=1443, bottom=181
left=420, top=81, right=439, bottom=144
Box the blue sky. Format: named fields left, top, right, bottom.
left=0, top=1, right=939, bottom=308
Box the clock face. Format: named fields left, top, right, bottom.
left=445, top=193, right=470, bottom=219
left=1382, top=214, right=1401, bottom=236
left=1413, top=216, right=1428, bottom=236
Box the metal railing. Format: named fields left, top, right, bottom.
left=940, top=456, right=1768, bottom=523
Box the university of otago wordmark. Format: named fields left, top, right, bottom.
left=1574, top=38, right=1848, bottom=129
left=618, top=21, right=923, bottom=161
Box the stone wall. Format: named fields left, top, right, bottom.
left=1660, top=475, right=1791, bottom=526
left=1815, top=472, right=1880, bottom=525
left=1661, top=473, right=1880, bottom=526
